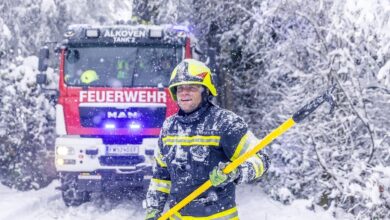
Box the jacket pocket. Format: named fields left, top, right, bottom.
left=190, top=146, right=211, bottom=184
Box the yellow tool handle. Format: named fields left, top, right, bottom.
left=159, top=85, right=337, bottom=219
left=159, top=118, right=296, bottom=220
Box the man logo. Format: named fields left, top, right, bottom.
left=107, top=111, right=139, bottom=119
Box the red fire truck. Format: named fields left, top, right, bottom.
left=37, top=23, right=200, bottom=206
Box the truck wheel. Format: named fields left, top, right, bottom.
left=60, top=173, right=91, bottom=207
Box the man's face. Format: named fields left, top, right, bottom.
left=176, top=84, right=204, bottom=113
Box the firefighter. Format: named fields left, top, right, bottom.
left=80, top=69, right=99, bottom=84
left=117, top=59, right=129, bottom=79
left=144, top=59, right=270, bottom=220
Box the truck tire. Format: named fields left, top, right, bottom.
left=60, top=173, right=91, bottom=207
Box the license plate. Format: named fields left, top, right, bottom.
left=106, top=145, right=139, bottom=155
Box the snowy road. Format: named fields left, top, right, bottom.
left=0, top=180, right=338, bottom=220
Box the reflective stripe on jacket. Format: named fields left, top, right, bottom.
left=170, top=206, right=239, bottom=220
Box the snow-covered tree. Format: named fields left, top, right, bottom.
left=1, top=0, right=389, bottom=218
left=0, top=0, right=133, bottom=190
left=0, top=56, right=56, bottom=190
left=148, top=0, right=390, bottom=218
left=215, top=0, right=390, bottom=218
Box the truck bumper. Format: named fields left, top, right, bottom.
left=77, top=173, right=152, bottom=192
left=54, top=136, right=157, bottom=172
left=55, top=136, right=157, bottom=192
left=61, top=166, right=153, bottom=192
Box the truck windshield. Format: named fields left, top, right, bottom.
left=64, top=46, right=182, bottom=87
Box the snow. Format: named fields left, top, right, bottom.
left=1, top=23, right=11, bottom=40
left=0, top=180, right=338, bottom=220
left=0, top=181, right=144, bottom=220
left=109, top=1, right=134, bottom=22
left=1, top=0, right=389, bottom=219
left=378, top=59, right=390, bottom=86
left=40, top=0, right=56, bottom=13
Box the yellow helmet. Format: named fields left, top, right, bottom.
left=168, top=59, right=217, bottom=101
left=80, top=70, right=99, bottom=84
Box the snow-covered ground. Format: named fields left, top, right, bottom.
left=0, top=180, right=340, bottom=220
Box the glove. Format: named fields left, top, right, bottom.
left=209, top=162, right=240, bottom=187
left=145, top=208, right=161, bottom=220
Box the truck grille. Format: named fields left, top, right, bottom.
left=99, top=155, right=145, bottom=166
left=79, top=106, right=166, bottom=128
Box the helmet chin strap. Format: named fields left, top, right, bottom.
left=201, top=86, right=211, bottom=103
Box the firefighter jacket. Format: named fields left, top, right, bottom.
left=146, top=101, right=270, bottom=219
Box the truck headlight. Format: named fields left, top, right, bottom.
left=56, top=146, right=74, bottom=156
left=56, top=158, right=76, bottom=165
left=56, top=158, right=65, bottom=166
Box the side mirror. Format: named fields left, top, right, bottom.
left=36, top=73, right=47, bottom=85
left=38, top=46, right=50, bottom=72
